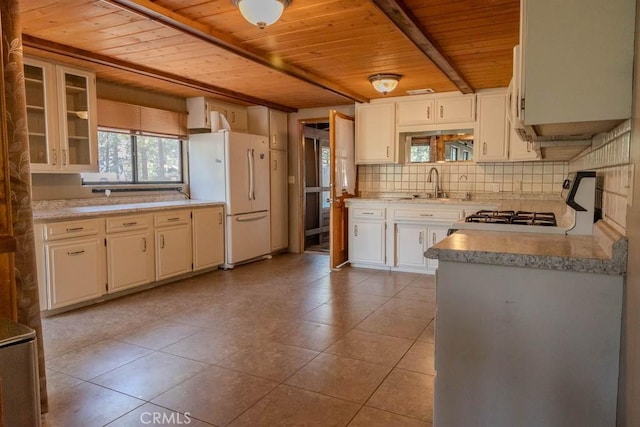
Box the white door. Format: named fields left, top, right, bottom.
left=226, top=132, right=253, bottom=215
left=251, top=134, right=270, bottom=212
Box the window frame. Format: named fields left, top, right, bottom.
left=82, top=127, right=185, bottom=186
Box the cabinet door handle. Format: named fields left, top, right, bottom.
left=483, top=142, right=487, bottom=155
left=142, top=237, right=147, bottom=252
left=160, top=234, right=165, bottom=248
left=167, top=217, right=180, bottom=222
left=123, top=222, right=137, bottom=227
left=67, top=250, right=85, bottom=256
left=62, top=149, right=67, bottom=166
left=218, top=212, right=223, bottom=224
left=361, top=212, right=374, bottom=215
left=419, top=213, right=433, bottom=217
left=418, top=231, right=423, bottom=244
left=432, top=232, right=436, bottom=245
left=426, top=106, right=431, bottom=119
left=66, top=227, right=84, bottom=232
left=204, top=102, right=210, bottom=126
left=52, top=148, right=57, bottom=166
left=386, top=146, right=390, bottom=158
left=354, top=225, right=358, bottom=237
left=274, top=159, right=278, bottom=171
left=272, top=134, right=277, bottom=147
left=440, top=105, right=444, bottom=118
left=231, top=111, right=236, bottom=123
left=527, top=142, right=531, bottom=152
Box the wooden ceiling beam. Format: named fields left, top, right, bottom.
left=22, top=35, right=298, bottom=113
left=101, top=0, right=369, bottom=104
left=370, top=0, right=475, bottom=94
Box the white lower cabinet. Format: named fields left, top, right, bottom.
left=396, top=224, right=428, bottom=269
left=345, top=200, right=474, bottom=274
left=426, top=226, right=449, bottom=270
left=350, top=220, right=386, bottom=266
left=41, top=218, right=106, bottom=310
left=37, top=205, right=224, bottom=312
left=395, top=224, right=450, bottom=272
left=155, top=210, right=192, bottom=280
left=348, top=206, right=386, bottom=267
left=106, top=214, right=154, bottom=293
left=192, top=207, right=224, bottom=271
left=46, top=238, right=105, bottom=309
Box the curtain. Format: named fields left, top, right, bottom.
left=1, top=0, right=48, bottom=412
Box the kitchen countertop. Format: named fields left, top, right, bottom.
left=33, top=199, right=224, bottom=223
left=425, top=220, right=627, bottom=275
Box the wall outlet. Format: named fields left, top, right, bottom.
left=493, top=183, right=501, bottom=192
left=288, top=176, right=295, bottom=184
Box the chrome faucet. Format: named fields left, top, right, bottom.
left=427, top=167, right=442, bottom=198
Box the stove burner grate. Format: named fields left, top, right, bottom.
left=465, top=210, right=557, bottom=227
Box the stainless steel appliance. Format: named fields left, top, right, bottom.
left=456, top=171, right=596, bottom=235
left=0, top=318, right=40, bottom=427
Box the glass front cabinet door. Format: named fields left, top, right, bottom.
left=24, top=57, right=98, bottom=173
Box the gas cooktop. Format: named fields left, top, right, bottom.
left=465, top=210, right=557, bottom=227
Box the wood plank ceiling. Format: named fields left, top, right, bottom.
left=19, top=0, right=520, bottom=111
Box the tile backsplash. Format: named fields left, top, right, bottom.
left=358, top=161, right=569, bottom=196
left=569, top=119, right=632, bottom=234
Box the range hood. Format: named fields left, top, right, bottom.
left=516, top=119, right=625, bottom=161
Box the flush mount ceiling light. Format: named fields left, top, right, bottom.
left=368, top=73, right=402, bottom=95
left=232, top=0, right=291, bottom=29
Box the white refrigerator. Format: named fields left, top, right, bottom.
left=189, top=130, right=271, bottom=267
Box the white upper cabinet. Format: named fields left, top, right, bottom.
left=355, top=102, right=398, bottom=164
left=24, top=57, right=98, bottom=173
left=518, top=0, right=635, bottom=135
left=187, top=97, right=248, bottom=132
left=508, top=126, right=539, bottom=161
left=435, top=96, right=476, bottom=124
left=476, top=91, right=509, bottom=162
left=248, top=106, right=288, bottom=151
left=396, top=94, right=476, bottom=127
left=397, top=99, right=435, bottom=126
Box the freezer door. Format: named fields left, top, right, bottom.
left=226, top=132, right=253, bottom=215
left=251, top=134, right=271, bottom=212
left=226, top=211, right=271, bottom=265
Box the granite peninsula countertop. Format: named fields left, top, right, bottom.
left=33, top=199, right=224, bottom=223
left=425, top=221, right=627, bottom=275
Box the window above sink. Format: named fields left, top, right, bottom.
left=400, top=128, right=474, bottom=163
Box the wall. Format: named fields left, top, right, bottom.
left=568, top=120, right=632, bottom=234
left=287, top=105, right=355, bottom=253
left=358, top=161, right=568, bottom=196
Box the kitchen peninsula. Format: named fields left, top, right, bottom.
left=426, top=221, right=627, bottom=426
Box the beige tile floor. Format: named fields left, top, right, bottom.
left=41, top=253, right=435, bottom=427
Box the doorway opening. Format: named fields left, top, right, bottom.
left=302, top=121, right=330, bottom=253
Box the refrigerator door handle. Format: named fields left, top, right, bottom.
left=247, top=149, right=253, bottom=201
left=236, top=212, right=268, bottom=222
left=250, top=149, right=256, bottom=200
